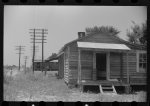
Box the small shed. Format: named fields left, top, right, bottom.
left=57, top=32, right=147, bottom=92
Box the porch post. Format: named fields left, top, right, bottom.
left=125, top=52, right=130, bottom=93
left=106, top=52, right=110, bottom=80
left=120, top=52, right=123, bottom=82
left=93, top=51, right=96, bottom=80
left=78, top=49, right=81, bottom=85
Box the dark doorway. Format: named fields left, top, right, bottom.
left=96, top=53, right=106, bottom=80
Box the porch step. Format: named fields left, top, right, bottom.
left=99, top=84, right=117, bottom=94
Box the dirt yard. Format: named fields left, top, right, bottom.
left=4, top=70, right=146, bottom=102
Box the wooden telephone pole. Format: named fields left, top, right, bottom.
left=30, top=29, right=47, bottom=75
left=24, top=56, right=28, bottom=74
left=30, top=29, right=36, bottom=74
left=30, top=46, right=39, bottom=60
left=15, top=45, right=25, bottom=71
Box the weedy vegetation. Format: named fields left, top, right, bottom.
left=4, top=70, right=146, bottom=102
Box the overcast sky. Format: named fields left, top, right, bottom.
left=4, top=6, right=147, bottom=67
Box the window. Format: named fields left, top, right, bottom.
left=137, top=51, right=147, bottom=72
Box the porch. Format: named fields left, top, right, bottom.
left=77, top=42, right=131, bottom=93
left=81, top=80, right=129, bottom=86
left=77, top=42, right=131, bottom=84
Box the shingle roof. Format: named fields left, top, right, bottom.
left=46, top=54, right=58, bottom=62
left=57, top=32, right=146, bottom=56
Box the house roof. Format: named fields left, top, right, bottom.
left=58, top=32, right=146, bottom=56
left=77, top=42, right=130, bottom=50
left=50, top=60, right=58, bottom=62
left=34, top=60, right=46, bottom=62
left=45, top=54, right=58, bottom=62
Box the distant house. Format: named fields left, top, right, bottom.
left=57, top=32, right=146, bottom=93
left=34, top=59, right=58, bottom=71
left=49, top=60, right=58, bottom=71
left=34, top=60, right=45, bottom=71
left=45, top=53, right=58, bottom=71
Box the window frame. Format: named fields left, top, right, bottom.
left=136, top=50, right=147, bottom=72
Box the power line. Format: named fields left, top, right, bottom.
left=24, top=56, right=28, bottom=74
left=30, top=28, right=47, bottom=74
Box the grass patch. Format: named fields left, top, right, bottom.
left=4, top=82, right=18, bottom=101
left=27, top=74, right=40, bottom=82
left=3, top=71, right=147, bottom=102
left=25, top=72, right=45, bottom=82
left=4, top=71, right=13, bottom=84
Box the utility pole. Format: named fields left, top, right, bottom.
left=30, top=29, right=35, bottom=74
left=30, top=46, right=39, bottom=60
left=24, top=56, right=28, bottom=74
left=42, top=29, right=44, bottom=74
left=41, top=29, right=47, bottom=75
left=30, top=29, right=47, bottom=75
left=15, top=45, right=25, bottom=71
left=30, top=46, right=39, bottom=71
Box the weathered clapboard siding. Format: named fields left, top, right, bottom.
left=129, top=76, right=146, bottom=85
left=58, top=54, right=64, bottom=78
left=110, top=52, right=138, bottom=79
left=69, top=69, right=78, bottom=78
left=64, top=47, right=70, bottom=83
left=68, top=43, right=78, bottom=84
left=80, top=51, right=93, bottom=80
left=68, top=43, right=93, bottom=83
left=69, top=43, right=78, bottom=61
left=110, top=52, right=121, bottom=79
left=128, top=51, right=146, bottom=84
left=126, top=51, right=146, bottom=84
left=58, top=32, right=146, bottom=88
left=67, top=43, right=146, bottom=85
left=110, top=51, right=146, bottom=84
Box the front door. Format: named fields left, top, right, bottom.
left=96, top=53, right=107, bottom=80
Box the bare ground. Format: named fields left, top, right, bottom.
left=4, top=70, right=146, bottom=102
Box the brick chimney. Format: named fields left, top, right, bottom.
left=78, top=32, right=85, bottom=39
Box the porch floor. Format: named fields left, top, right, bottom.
left=81, top=80, right=129, bottom=86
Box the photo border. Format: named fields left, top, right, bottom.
left=0, top=0, right=149, bottom=106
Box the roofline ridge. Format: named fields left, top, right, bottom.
left=57, top=32, right=146, bottom=56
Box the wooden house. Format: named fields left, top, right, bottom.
left=57, top=32, right=146, bottom=93
left=34, top=60, right=46, bottom=71
left=45, top=60, right=58, bottom=71
left=45, top=54, right=59, bottom=71
left=34, top=61, right=58, bottom=71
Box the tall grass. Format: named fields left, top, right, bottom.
left=4, top=70, right=16, bottom=101
left=25, top=72, right=45, bottom=82
left=4, top=71, right=13, bottom=84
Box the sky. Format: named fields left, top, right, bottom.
left=4, top=6, right=147, bottom=67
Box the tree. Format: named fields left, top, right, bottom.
left=85, top=26, right=120, bottom=35
left=139, top=22, right=147, bottom=44
left=127, top=21, right=147, bottom=45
